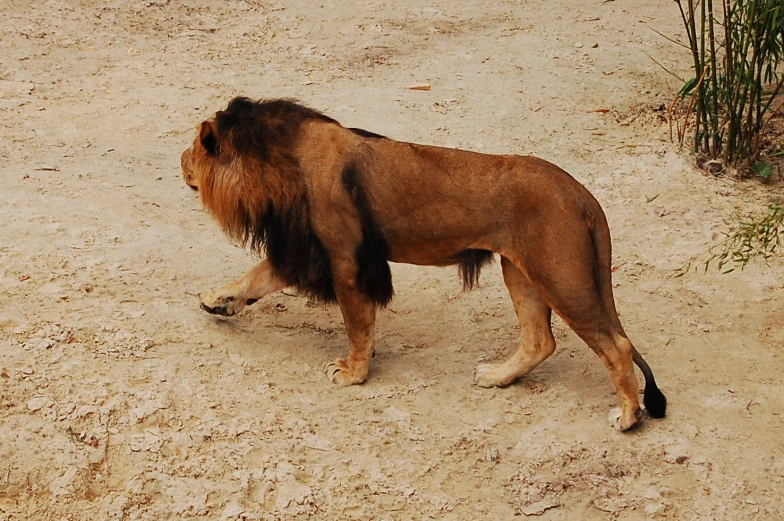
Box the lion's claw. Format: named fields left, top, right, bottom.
left=474, top=363, right=516, bottom=388
left=608, top=406, right=643, bottom=431
left=325, top=358, right=368, bottom=386
left=199, top=290, right=247, bottom=317
left=200, top=302, right=234, bottom=317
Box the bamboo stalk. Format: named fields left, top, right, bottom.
left=675, top=0, right=783, bottom=168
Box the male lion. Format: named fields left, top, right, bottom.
left=181, top=97, right=667, bottom=431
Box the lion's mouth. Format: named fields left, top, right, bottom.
left=184, top=173, right=199, bottom=191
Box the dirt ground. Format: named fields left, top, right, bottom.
left=2, top=1, right=783, bottom=520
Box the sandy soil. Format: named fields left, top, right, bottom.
left=1, top=1, right=783, bottom=520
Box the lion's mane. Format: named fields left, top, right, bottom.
left=196, top=97, right=398, bottom=305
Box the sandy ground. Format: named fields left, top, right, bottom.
left=2, top=1, right=783, bottom=520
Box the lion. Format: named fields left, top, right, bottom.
left=181, top=97, right=667, bottom=431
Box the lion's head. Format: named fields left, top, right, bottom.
left=180, top=120, right=219, bottom=191
left=181, top=97, right=347, bottom=303
left=180, top=109, right=265, bottom=249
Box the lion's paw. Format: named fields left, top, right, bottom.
left=608, top=406, right=643, bottom=431
left=199, top=290, right=249, bottom=317
left=324, top=358, right=368, bottom=387
left=474, top=363, right=516, bottom=388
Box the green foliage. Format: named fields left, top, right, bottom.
left=677, top=203, right=784, bottom=275
left=674, top=0, right=784, bottom=167
left=751, top=160, right=774, bottom=179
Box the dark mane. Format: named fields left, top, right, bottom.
left=203, top=97, right=393, bottom=306
left=204, top=97, right=341, bottom=303
left=215, top=97, right=336, bottom=161
left=341, top=164, right=394, bottom=306
left=349, top=127, right=386, bottom=139
left=254, top=198, right=338, bottom=304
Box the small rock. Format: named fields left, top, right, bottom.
left=382, top=405, right=410, bottom=424
left=521, top=500, right=560, bottom=516
left=59, top=403, right=76, bottom=418
left=33, top=338, right=55, bottom=350
left=76, top=405, right=97, bottom=418
left=476, top=417, right=497, bottom=432
left=301, top=433, right=334, bottom=451
left=129, top=429, right=163, bottom=453
left=378, top=494, right=405, bottom=511
left=664, top=448, right=689, bottom=464
left=275, top=478, right=312, bottom=510
left=227, top=351, right=246, bottom=366
left=593, top=497, right=629, bottom=513
left=49, top=466, right=82, bottom=496
left=575, top=42, right=584, bottom=48
left=221, top=501, right=244, bottom=520
left=644, top=502, right=664, bottom=514
left=27, top=396, right=52, bottom=412
left=484, top=446, right=499, bottom=462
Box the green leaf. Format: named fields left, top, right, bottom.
left=679, top=77, right=698, bottom=97
left=751, top=161, right=774, bottom=179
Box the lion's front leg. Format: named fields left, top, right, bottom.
left=325, top=282, right=376, bottom=386
left=199, top=259, right=288, bottom=317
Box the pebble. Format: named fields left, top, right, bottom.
left=27, top=396, right=52, bottom=411
left=664, top=448, right=690, bottom=464
left=521, top=500, right=560, bottom=516
left=75, top=405, right=97, bottom=418
left=220, top=501, right=245, bottom=520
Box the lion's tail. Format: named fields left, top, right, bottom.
left=589, top=204, right=667, bottom=419
left=631, top=347, right=667, bottom=418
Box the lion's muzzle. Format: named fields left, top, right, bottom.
left=180, top=147, right=199, bottom=191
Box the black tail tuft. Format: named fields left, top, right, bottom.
left=632, top=347, right=667, bottom=419
left=644, top=382, right=667, bottom=418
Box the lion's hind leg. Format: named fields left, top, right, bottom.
left=474, top=256, right=556, bottom=388
left=199, top=259, right=288, bottom=317
left=522, top=257, right=643, bottom=431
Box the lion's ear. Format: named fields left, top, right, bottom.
left=199, top=120, right=220, bottom=156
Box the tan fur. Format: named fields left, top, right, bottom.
left=181, top=99, right=666, bottom=430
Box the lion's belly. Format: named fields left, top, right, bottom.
left=384, top=235, right=490, bottom=266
